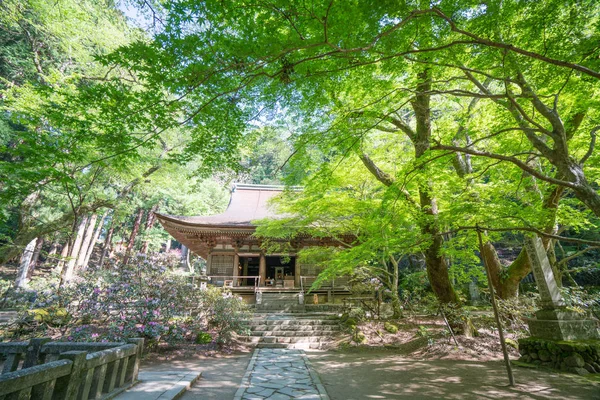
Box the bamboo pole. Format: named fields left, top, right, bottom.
left=477, top=227, right=515, bottom=387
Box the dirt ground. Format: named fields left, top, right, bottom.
left=339, top=316, right=523, bottom=361
left=306, top=348, right=600, bottom=400
left=144, top=339, right=600, bottom=400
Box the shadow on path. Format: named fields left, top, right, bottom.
left=179, top=352, right=252, bottom=400
left=306, top=350, right=600, bottom=400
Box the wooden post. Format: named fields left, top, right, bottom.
left=477, top=228, right=515, bottom=387
left=243, top=258, right=248, bottom=286
left=233, top=253, right=239, bottom=287
left=126, top=338, right=144, bottom=382
left=23, top=337, right=51, bottom=368
left=55, top=351, right=87, bottom=399
left=103, top=359, right=121, bottom=393
left=259, top=253, right=266, bottom=287
left=206, top=253, right=213, bottom=276
left=294, top=260, right=301, bottom=288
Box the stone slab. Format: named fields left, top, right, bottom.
left=114, top=370, right=202, bottom=400
left=524, top=236, right=564, bottom=309
left=234, top=349, right=329, bottom=400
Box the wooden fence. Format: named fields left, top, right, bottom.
left=0, top=337, right=143, bottom=399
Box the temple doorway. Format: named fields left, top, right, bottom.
left=266, top=256, right=296, bottom=288
left=241, top=256, right=260, bottom=286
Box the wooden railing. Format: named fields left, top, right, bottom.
left=205, top=276, right=260, bottom=291
left=300, top=276, right=348, bottom=292
left=0, top=338, right=143, bottom=399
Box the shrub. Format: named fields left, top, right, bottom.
left=352, top=331, right=367, bottom=344
left=348, top=307, right=367, bottom=322
left=384, top=322, right=398, bottom=334
left=195, top=332, right=213, bottom=344
left=4, top=256, right=250, bottom=348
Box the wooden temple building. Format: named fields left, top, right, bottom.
left=155, top=184, right=350, bottom=296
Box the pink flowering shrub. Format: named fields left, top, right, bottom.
left=8, top=256, right=250, bottom=348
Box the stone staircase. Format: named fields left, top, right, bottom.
left=255, top=292, right=305, bottom=313
left=245, top=313, right=342, bottom=349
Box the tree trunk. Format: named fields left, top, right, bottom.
left=181, top=245, right=191, bottom=273
left=140, top=204, right=159, bottom=254
left=412, top=69, right=459, bottom=305
left=16, top=238, right=37, bottom=288
left=99, top=218, right=115, bottom=268
left=388, top=256, right=403, bottom=319
left=27, top=237, right=44, bottom=279
left=483, top=185, right=564, bottom=298
left=482, top=243, right=530, bottom=299
left=165, top=239, right=172, bottom=252
left=46, top=239, right=59, bottom=261
left=123, top=208, right=144, bottom=264
left=56, top=240, right=70, bottom=273
left=84, top=211, right=108, bottom=268
left=62, top=215, right=88, bottom=283
left=76, top=214, right=97, bottom=269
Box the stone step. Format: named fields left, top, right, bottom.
left=249, top=330, right=336, bottom=336
left=261, top=336, right=325, bottom=344
left=249, top=313, right=340, bottom=320
left=256, top=303, right=306, bottom=311
left=252, top=310, right=308, bottom=314
left=256, top=300, right=302, bottom=304
left=250, top=325, right=340, bottom=332
left=256, top=342, right=325, bottom=350
left=248, top=319, right=339, bottom=326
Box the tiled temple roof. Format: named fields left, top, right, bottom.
left=155, top=183, right=288, bottom=228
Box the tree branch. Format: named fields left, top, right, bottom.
left=428, top=7, right=600, bottom=80
left=431, top=143, right=577, bottom=189
left=580, top=126, right=598, bottom=164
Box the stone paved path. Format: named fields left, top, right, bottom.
left=234, top=349, right=329, bottom=400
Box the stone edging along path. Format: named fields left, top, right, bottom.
left=234, top=348, right=329, bottom=400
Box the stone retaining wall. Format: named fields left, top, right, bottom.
left=518, top=337, right=600, bottom=375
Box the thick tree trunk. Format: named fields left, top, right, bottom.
left=482, top=244, right=530, bottom=299
left=412, top=69, right=459, bottom=305
left=16, top=238, right=37, bottom=288
left=140, top=204, right=159, bottom=254
left=99, top=219, right=115, bottom=268
left=62, top=215, right=88, bottom=283
left=76, top=214, right=97, bottom=269
left=84, top=211, right=108, bottom=268
left=483, top=185, right=565, bottom=298
left=27, top=237, right=44, bottom=279
left=556, top=160, right=600, bottom=218
left=123, top=208, right=144, bottom=264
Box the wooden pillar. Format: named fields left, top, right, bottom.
left=206, top=253, right=212, bottom=276
left=294, top=260, right=301, bottom=288
left=233, top=252, right=239, bottom=286
left=259, top=253, right=266, bottom=286
left=243, top=258, right=248, bottom=286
